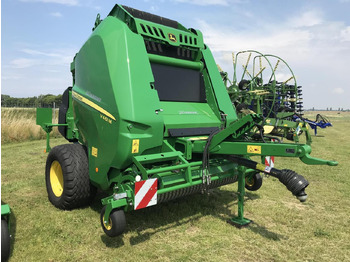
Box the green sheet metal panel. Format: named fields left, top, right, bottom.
left=160, top=102, right=221, bottom=133
left=202, top=47, right=238, bottom=125
left=1, top=204, right=10, bottom=217
left=36, top=108, right=52, bottom=127
left=73, top=16, right=164, bottom=189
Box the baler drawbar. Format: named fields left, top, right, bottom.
left=37, top=4, right=337, bottom=237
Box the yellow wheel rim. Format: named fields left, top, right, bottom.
left=103, top=217, right=112, bottom=231
left=50, top=160, right=64, bottom=197
left=245, top=177, right=254, bottom=187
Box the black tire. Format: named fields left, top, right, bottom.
left=100, top=206, right=126, bottom=237
left=245, top=173, right=263, bottom=191
left=45, top=143, right=96, bottom=210
left=1, top=219, right=10, bottom=261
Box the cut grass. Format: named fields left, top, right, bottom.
left=1, top=112, right=350, bottom=261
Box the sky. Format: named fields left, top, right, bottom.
left=1, top=0, right=350, bottom=109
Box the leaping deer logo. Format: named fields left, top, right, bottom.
left=168, top=33, right=177, bottom=42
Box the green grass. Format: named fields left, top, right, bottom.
left=1, top=112, right=350, bottom=262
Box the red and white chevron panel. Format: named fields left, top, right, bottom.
left=265, top=156, right=275, bottom=167
left=134, top=178, right=158, bottom=210
left=265, top=139, right=276, bottom=167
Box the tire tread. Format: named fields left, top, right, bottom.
left=45, top=143, right=96, bottom=210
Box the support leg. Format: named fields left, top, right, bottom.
left=229, top=167, right=252, bottom=227
left=46, top=131, right=52, bottom=153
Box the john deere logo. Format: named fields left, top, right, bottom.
left=168, top=33, right=177, bottom=42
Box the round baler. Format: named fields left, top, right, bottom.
left=36, top=4, right=338, bottom=237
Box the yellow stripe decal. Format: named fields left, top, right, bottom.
left=72, top=91, right=116, bottom=121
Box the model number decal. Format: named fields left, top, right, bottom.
left=72, top=91, right=116, bottom=121
left=100, top=114, right=112, bottom=124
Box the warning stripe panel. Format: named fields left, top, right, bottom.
left=265, top=156, right=275, bottom=167
left=265, top=138, right=276, bottom=168
left=135, top=179, right=155, bottom=202
left=134, top=180, right=146, bottom=195
left=134, top=178, right=158, bottom=210
left=136, top=179, right=157, bottom=210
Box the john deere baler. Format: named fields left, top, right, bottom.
left=37, top=4, right=337, bottom=237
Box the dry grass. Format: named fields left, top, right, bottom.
left=1, top=108, right=60, bottom=144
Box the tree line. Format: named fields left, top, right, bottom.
left=1, top=94, right=62, bottom=108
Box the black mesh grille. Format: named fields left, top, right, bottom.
left=145, top=40, right=194, bottom=61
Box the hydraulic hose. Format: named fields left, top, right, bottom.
left=202, top=128, right=221, bottom=186
left=270, top=169, right=309, bottom=202
left=227, top=156, right=309, bottom=202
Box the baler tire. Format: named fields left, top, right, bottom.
left=100, top=206, right=126, bottom=237
left=45, top=143, right=96, bottom=210
left=1, top=219, right=10, bottom=261
left=245, top=173, right=263, bottom=191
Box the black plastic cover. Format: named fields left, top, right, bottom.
left=122, top=5, right=179, bottom=29
left=58, top=87, right=77, bottom=142
left=151, top=63, right=206, bottom=102
left=58, top=87, right=70, bottom=138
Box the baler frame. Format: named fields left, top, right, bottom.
left=98, top=112, right=337, bottom=229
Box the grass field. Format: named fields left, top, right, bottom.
left=1, top=112, right=350, bottom=261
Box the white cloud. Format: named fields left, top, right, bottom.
left=21, top=48, right=62, bottom=57
left=8, top=47, right=75, bottom=69
left=20, top=0, right=79, bottom=6
left=10, top=58, right=38, bottom=68
left=40, top=77, right=65, bottom=83
left=340, top=26, right=350, bottom=41
left=333, top=88, right=345, bottom=94
left=3, top=45, right=76, bottom=97
left=50, top=12, right=63, bottom=17
left=288, top=10, right=323, bottom=28
left=195, top=9, right=350, bottom=108
left=197, top=9, right=350, bottom=66
left=197, top=19, right=312, bottom=54
left=150, top=5, right=159, bottom=12
left=173, top=0, right=229, bottom=6
left=1, top=74, right=23, bottom=80
left=173, top=0, right=248, bottom=5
